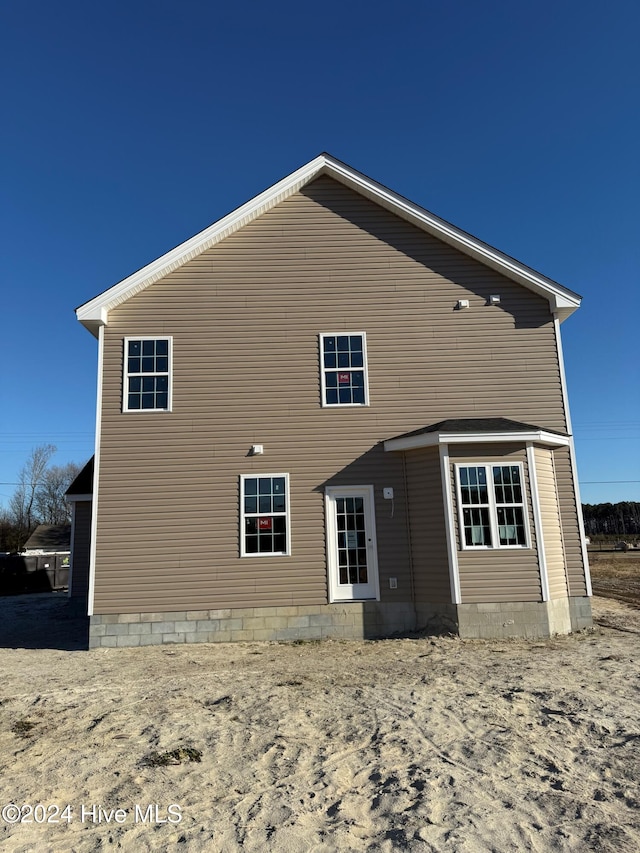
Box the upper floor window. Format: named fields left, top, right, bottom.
left=320, top=333, right=369, bottom=407
left=456, top=463, right=529, bottom=549
left=123, top=337, right=172, bottom=412
left=240, top=474, right=290, bottom=556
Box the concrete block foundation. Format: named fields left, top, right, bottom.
left=456, top=597, right=592, bottom=639
left=88, top=596, right=593, bottom=648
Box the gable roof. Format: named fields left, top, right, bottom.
left=76, top=153, right=582, bottom=336
left=23, top=524, right=71, bottom=553
left=65, top=457, right=94, bottom=500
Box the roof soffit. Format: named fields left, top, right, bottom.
left=76, top=154, right=582, bottom=335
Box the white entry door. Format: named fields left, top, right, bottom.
left=325, top=486, right=379, bottom=601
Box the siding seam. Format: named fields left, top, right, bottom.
left=68, top=503, right=77, bottom=599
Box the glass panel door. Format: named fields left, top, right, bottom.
left=336, top=496, right=369, bottom=586
left=326, top=486, right=379, bottom=601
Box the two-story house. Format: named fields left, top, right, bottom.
left=69, top=154, right=592, bottom=648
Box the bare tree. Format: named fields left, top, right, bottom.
left=3, top=446, right=87, bottom=550
left=7, top=444, right=56, bottom=549
left=35, top=462, right=82, bottom=525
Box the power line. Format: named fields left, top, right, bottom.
left=576, top=438, right=640, bottom=441
left=0, top=431, right=93, bottom=435
left=581, top=480, right=640, bottom=484
left=0, top=480, right=73, bottom=486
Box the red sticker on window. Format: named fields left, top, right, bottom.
left=338, top=372, right=351, bottom=384
left=258, top=517, right=272, bottom=530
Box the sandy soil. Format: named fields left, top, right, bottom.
left=0, top=593, right=639, bottom=852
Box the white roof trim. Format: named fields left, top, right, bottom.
left=384, top=429, right=571, bottom=452
left=66, top=493, right=93, bottom=503
left=77, top=153, right=582, bottom=335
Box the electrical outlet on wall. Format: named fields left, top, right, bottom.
left=389, top=577, right=398, bottom=589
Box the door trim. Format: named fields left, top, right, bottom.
left=325, top=485, right=380, bottom=603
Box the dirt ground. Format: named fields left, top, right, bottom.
left=0, top=586, right=639, bottom=852
left=588, top=551, right=640, bottom=609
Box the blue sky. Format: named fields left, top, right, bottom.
left=1, top=0, right=638, bottom=507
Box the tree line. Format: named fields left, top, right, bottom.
left=0, top=445, right=83, bottom=553
left=581, top=502, right=640, bottom=538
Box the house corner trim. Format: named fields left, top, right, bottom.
left=440, top=444, right=461, bottom=604
left=526, top=443, right=550, bottom=602
left=554, top=316, right=592, bottom=597
left=87, top=325, right=104, bottom=617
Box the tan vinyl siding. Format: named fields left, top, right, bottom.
left=94, top=176, right=567, bottom=613
left=533, top=446, right=568, bottom=598
left=404, top=447, right=451, bottom=603
left=449, top=444, right=542, bottom=603
left=552, top=446, right=586, bottom=595
left=70, top=501, right=91, bottom=598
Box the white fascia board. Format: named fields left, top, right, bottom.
left=76, top=155, right=329, bottom=332
left=76, top=308, right=108, bottom=339
left=76, top=153, right=581, bottom=333
left=384, top=432, right=441, bottom=452
left=322, top=158, right=582, bottom=319
left=65, top=493, right=92, bottom=503
left=384, top=429, right=570, bottom=452
left=441, top=430, right=571, bottom=447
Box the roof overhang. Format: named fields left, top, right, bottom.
left=76, top=153, right=582, bottom=337
left=384, top=429, right=571, bottom=453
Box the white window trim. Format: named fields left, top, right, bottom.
left=123, top=336, right=173, bottom=413
left=240, top=473, right=291, bottom=558
left=319, top=332, right=370, bottom=408
left=455, top=462, right=531, bottom=550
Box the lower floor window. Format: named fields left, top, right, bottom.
left=240, top=474, right=289, bottom=556
left=457, top=464, right=528, bottom=548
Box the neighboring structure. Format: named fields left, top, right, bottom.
left=72, top=153, right=592, bottom=648
left=65, top=458, right=93, bottom=601
left=22, top=524, right=71, bottom=557
left=13, top=524, right=72, bottom=591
